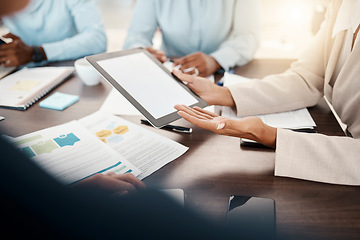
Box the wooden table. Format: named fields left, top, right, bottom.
left=1, top=59, right=359, bottom=240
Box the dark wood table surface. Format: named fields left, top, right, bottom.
left=1, top=59, right=359, bottom=240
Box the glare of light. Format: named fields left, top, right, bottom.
left=280, top=2, right=309, bottom=25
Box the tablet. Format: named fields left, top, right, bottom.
left=86, top=48, right=208, bottom=128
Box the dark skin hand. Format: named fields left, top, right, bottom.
left=173, top=52, right=221, bottom=77
left=0, top=33, right=47, bottom=67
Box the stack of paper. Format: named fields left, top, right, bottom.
left=221, top=73, right=316, bottom=130
left=9, top=112, right=188, bottom=184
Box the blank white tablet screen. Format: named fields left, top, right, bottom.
left=97, top=52, right=198, bottom=119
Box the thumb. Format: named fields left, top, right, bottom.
left=172, top=69, right=195, bottom=84
left=3, top=32, right=20, bottom=40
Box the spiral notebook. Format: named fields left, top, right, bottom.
left=0, top=66, right=74, bottom=110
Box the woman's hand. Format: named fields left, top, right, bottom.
left=172, top=70, right=235, bottom=107
left=174, top=105, right=277, bottom=148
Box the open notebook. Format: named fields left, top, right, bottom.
left=0, top=66, right=74, bottom=110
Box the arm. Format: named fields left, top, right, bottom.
left=42, top=0, right=107, bottom=61
left=226, top=1, right=340, bottom=117
left=174, top=105, right=277, bottom=148
left=123, top=0, right=158, bottom=50
left=276, top=129, right=360, bottom=185
left=210, top=0, right=261, bottom=71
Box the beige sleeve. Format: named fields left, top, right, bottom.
left=275, top=129, right=360, bottom=185
left=226, top=1, right=338, bottom=117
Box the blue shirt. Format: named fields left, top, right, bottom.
left=2, top=0, right=107, bottom=62
left=123, top=0, right=261, bottom=71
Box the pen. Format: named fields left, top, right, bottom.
left=140, top=119, right=192, bottom=134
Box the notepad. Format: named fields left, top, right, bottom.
left=40, top=92, right=79, bottom=111
left=0, top=67, right=74, bottom=110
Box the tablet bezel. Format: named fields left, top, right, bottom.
left=86, top=48, right=208, bottom=128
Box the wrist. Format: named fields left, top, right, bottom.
left=216, top=87, right=235, bottom=106
left=256, top=122, right=277, bottom=148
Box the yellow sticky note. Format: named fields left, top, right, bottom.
left=10, top=80, right=41, bottom=91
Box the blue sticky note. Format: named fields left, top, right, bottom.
left=40, top=92, right=79, bottom=111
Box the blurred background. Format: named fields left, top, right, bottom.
left=0, top=0, right=332, bottom=59
left=96, top=0, right=332, bottom=59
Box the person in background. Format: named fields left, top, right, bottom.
left=123, top=0, right=261, bottom=77
left=0, top=0, right=107, bottom=68
left=174, top=0, right=360, bottom=186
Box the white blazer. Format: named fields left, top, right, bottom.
left=227, top=0, right=360, bottom=185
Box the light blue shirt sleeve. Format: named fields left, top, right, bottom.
left=210, top=0, right=261, bottom=70
left=123, top=0, right=158, bottom=49
left=2, top=0, right=107, bottom=62
left=43, top=0, right=107, bottom=61
left=123, top=0, right=260, bottom=71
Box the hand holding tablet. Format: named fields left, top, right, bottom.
left=86, top=48, right=207, bottom=128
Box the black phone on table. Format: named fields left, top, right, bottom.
left=226, top=195, right=276, bottom=240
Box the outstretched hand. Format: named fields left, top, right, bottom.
left=174, top=105, right=277, bottom=148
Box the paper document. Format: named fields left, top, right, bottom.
left=10, top=121, right=140, bottom=184
left=0, top=67, right=74, bottom=110
left=221, top=73, right=316, bottom=129
left=79, top=111, right=189, bottom=179
left=0, top=66, right=15, bottom=79
left=100, top=61, right=215, bottom=116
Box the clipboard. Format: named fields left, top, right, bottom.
left=86, top=48, right=207, bottom=128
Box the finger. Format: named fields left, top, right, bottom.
left=172, top=70, right=196, bottom=84
left=146, top=47, right=156, bottom=53
left=114, top=173, right=146, bottom=190
left=188, top=106, right=215, bottom=120
left=178, top=110, right=217, bottom=130
left=103, top=176, right=137, bottom=193
left=153, top=53, right=167, bottom=63
left=196, top=65, right=208, bottom=77
left=2, top=56, right=17, bottom=67
left=180, top=61, right=197, bottom=73
left=193, top=106, right=219, bottom=118
left=3, top=33, right=19, bottom=40
left=175, top=105, right=209, bottom=120
left=0, top=41, right=17, bottom=51
left=173, top=56, right=187, bottom=66
left=83, top=173, right=137, bottom=193
left=105, top=172, right=116, bottom=177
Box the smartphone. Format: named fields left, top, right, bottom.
left=240, top=138, right=268, bottom=148
left=226, top=195, right=276, bottom=240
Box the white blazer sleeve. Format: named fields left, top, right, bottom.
left=275, top=129, right=360, bottom=185
left=226, top=0, right=339, bottom=117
